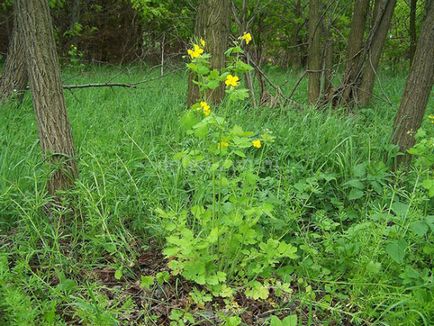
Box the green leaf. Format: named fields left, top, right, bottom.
left=270, top=316, right=282, bottom=326
left=114, top=268, right=123, bottom=280
left=228, top=89, right=250, bottom=102
left=180, top=111, right=200, bottom=131
left=140, top=275, right=155, bottom=289
left=348, top=188, right=364, bottom=200
left=391, top=201, right=409, bottom=217
left=234, top=61, right=253, bottom=73
left=156, top=271, right=170, bottom=285
left=409, top=221, right=429, bottom=237
left=343, top=179, right=364, bottom=189
left=57, top=278, right=77, bottom=293
left=353, top=163, right=366, bottom=178
left=365, top=261, right=381, bottom=274
left=222, top=159, right=233, bottom=169
left=422, top=179, right=434, bottom=197
left=385, top=239, right=407, bottom=264
left=206, top=80, right=220, bottom=90
left=281, top=315, right=298, bottom=326
left=245, top=281, right=269, bottom=300
left=425, top=216, right=434, bottom=232
left=270, top=315, right=297, bottom=326
left=233, top=150, right=246, bottom=158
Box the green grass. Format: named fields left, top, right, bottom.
left=0, top=65, right=433, bottom=325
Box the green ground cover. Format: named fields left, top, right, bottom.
left=0, top=66, right=433, bottom=325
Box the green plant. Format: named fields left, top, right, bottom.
left=158, top=37, right=297, bottom=298
left=408, top=118, right=434, bottom=197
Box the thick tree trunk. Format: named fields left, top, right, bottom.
left=338, top=0, right=371, bottom=106
left=307, top=0, right=322, bottom=105
left=358, top=0, right=397, bottom=106
left=392, top=2, right=434, bottom=166
left=187, top=0, right=231, bottom=106
left=426, top=0, right=432, bottom=17
left=17, top=0, right=78, bottom=195
left=409, top=0, right=417, bottom=65
left=0, top=2, right=28, bottom=102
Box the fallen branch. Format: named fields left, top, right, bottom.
left=22, top=67, right=185, bottom=92
left=63, top=82, right=136, bottom=89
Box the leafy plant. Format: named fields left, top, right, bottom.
left=158, top=36, right=297, bottom=298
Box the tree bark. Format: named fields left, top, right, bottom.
left=307, top=0, right=322, bottom=105
left=187, top=0, right=231, bottom=106
left=17, top=0, right=78, bottom=195
left=426, top=0, right=432, bottom=17
left=70, top=0, right=81, bottom=30
left=358, top=0, right=397, bottom=106
left=392, top=2, right=434, bottom=166
left=322, top=21, right=334, bottom=101
left=338, top=0, right=371, bottom=106
left=0, top=2, right=28, bottom=102
left=409, top=0, right=417, bottom=65
left=288, top=0, right=303, bottom=68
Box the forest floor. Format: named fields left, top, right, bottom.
left=0, top=65, right=433, bottom=325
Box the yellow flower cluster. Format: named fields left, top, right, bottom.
left=240, top=32, right=252, bottom=45
left=429, top=114, right=434, bottom=124
left=187, top=43, right=204, bottom=59
left=200, top=101, right=211, bottom=116
left=219, top=141, right=229, bottom=149
left=225, top=74, right=240, bottom=88
left=252, top=139, right=262, bottom=149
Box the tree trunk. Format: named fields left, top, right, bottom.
left=0, top=2, right=28, bottom=102
left=392, top=2, right=434, bottom=166
left=241, top=0, right=258, bottom=107
left=409, top=0, right=417, bottom=65
left=307, top=0, right=322, bottom=105
left=322, top=21, right=334, bottom=102
left=187, top=0, right=231, bottom=106
left=70, top=0, right=81, bottom=30
left=288, top=0, right=303, bottom=68
left=338, top=0, right=371, bottom=106
left=17, top=0, right=78, bottom=195
left=358, top=0, right=397, bottom=106
left=426, top=0, right=432, bottom=17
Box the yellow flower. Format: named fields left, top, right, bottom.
left=429, top=114, right=434, bottom=124
left=200, top=101, right=211, bottom=116
left=187, top=44, right=204, bottom=59
left=218, top=141, right=229, bottom=149
left=240, top=32, right=252, bottom=45
left=200, top=38, right=206, bottom=47
left=225, top=74, right=240, bottom=88
left=252, top=139, right=262, bottom=149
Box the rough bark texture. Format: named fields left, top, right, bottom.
left=322, top=16, right=334, bottom=100
left=0, top=2, right=28, bottom=102
left=392, top=2, right=434, bottom=166
left=338, top=0, right=371, bottom=106
left=409, top=0, right=417, bottom=64
left=358, top=0, right=397, bottom=106
left=70, top=0, right=81, bottom=29
left=187, top=0, right=231, bottom=106
left=17, top=0, right=78, bottom=195
left=288, top=0, right=304, bottom=68
left=426, top=0, right=432, bottom=17
left=307, top=0, right=322, bottom=105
